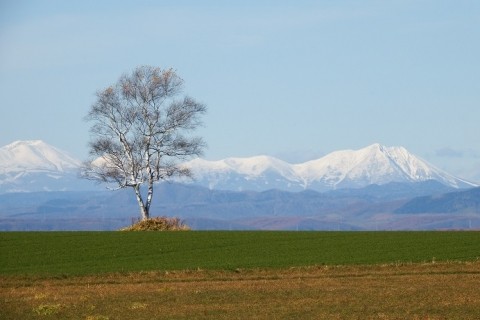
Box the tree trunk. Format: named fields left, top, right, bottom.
left=133, top=185, right=149, bottom=220
left=144, top=149, right=154, bottom=217
left=145, top=182, right=154, bottom=217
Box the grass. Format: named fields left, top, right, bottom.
left=1, top=231, right=479, bottom=276
left=1, top=262, right=480, bottom=319
left=1, top=231, right=480, bottom=319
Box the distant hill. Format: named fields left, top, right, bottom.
left=1, top=182, right=478, bottom=231
left=395, top=187, right=480, bottom=214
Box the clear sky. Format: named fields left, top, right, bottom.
left=1, top=0, right=479, bottom=182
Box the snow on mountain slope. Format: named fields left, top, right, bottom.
left=188, top=156, right=296, bottom=178
left=0, top=140, right=476, bottom=193
left=184, top=143, right=476, bottom=191
left=184, top=156, right=298, bottom=190
left=293, top=143, right=471, bottom=189
left=0, top=140, right=81, bottom=173
left=0, top=140, right=94, bottom=193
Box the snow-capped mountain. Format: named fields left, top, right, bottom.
left=0, top=140, right=81, bottom=173
left=0, top=140, right=476, bottom=193
left=0, top=140, right=94, bottom=193
left=183, top=143, right=476, bottom=191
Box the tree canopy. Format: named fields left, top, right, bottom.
left=82, top=66, right=206, bottom=220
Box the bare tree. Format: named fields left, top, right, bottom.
left=82, top=66, right=206, bottom=220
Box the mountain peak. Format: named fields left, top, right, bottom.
left=0, top=140, right=81, bottom=173
left=4, top=140, right=45, bottom=149
left=366, top=142, right=383, bottom=149
left=362, top=143, right=405, bottom=154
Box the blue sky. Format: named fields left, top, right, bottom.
left=1, top=0, right=479, bottom=182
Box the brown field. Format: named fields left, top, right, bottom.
left=1, top=261, right=480, bottom=319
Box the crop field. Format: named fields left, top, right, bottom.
left=2, top=231, right=480, bottom=276
left=1, top=231, right=480, bottom=319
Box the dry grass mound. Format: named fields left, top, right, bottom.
left=120, top=217, right=190, bottom=231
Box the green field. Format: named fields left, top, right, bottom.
left=2, top=231, right=480, bottom=319
left=1, top=231, right=479, bottom=276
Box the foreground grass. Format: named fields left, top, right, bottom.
left=1, top=231, right=480, bottom=276
left=1, top=232, right=480, bottom=319
left=1, top=262, right=480, bottom=319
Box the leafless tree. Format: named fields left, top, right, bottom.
left=82, top=66, right=206, bottom=220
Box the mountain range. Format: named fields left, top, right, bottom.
left=3, top=140, right=473, bottom=193
left=0, top=140, right=479, bottom=230
left=182, top=143, right=475, bottom=191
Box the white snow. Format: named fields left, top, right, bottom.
left=183, top=156, right=298, bottom=180
left=0, top=140, right=81, bottom=173
left=0, top=140, right=477, bottom=192
left=184, top=143, right=477, bottom=190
